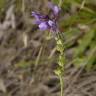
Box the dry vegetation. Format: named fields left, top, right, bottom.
left=0, top=0, right=96, bottom=96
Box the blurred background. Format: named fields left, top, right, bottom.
left=0, top=0, right=96, bottom=96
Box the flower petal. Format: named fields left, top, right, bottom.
left=32, top=12, right=39, bottom=19
left=48, top=20, right=54, bottom=26
left=48, top=2, right=60, bottom=15
left=53, top=6, right=60, bottom=15
left=32, top=12, right=48, bottom=19
left=48, top=20, right=58, bottom=32
left=39, top=22, right=49, bottom=31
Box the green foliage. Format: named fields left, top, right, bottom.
left=74, top=30, right=95, bottom=57
left=72, top=29, right=96, bottom=70
left=58, top=29, right=96, bottom=71
left=52, top=0, right=59, bottom=4
left=15, top=60, right=33, bottom=68
left=60, top=0, right=96, bottom=71
left=0, top=0, right=6, bottom=10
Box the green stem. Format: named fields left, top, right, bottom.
left=56, top=1, right=65, bottom=95
left=60, top=75, right=64, bottom=96
left=59, top=0, right=63, bottom=7
left=55, top=34, right=65, bottom=96
left=56, top=32, right=65, bottom=96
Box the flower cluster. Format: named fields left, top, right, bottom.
left=32, top=1, right=60, bottom=32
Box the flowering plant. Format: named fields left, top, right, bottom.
left=32, top=1, right=60, bottom=32
left=32, top=1, right=65, bottom=96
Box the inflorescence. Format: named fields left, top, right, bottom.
left=32, top=1, right=60, bottom=33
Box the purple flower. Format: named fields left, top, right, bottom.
left=32, top=2, right=60, bottom=32
left=48, top=20, right=58, bottom=32
left=48, top=2, right=60, bottom=16
left=32, top=12, right=47, bottom=20
left=48, top=20, right=54, bottom=26
left=32, top=12, right=48, bottom=24
left=39, top=22, right=49, bottom=31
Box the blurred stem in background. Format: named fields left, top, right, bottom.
left=59, top=0, right=63, bottom=7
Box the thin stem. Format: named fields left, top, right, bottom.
left=56, top=32, right=65, bottom=51
left=57, top=1, right=65, bottom=95
left=56, top=32, right=65, bottom=96
left=80, top=0, right=86, bottom=9
left=59, top=0, right=63, bottom=7
left=60, top=74, right=64, bottom=96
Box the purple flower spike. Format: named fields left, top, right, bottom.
left=32, top=1, right=60, bottom=33
left=39, top=22, right=49, bottom=31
